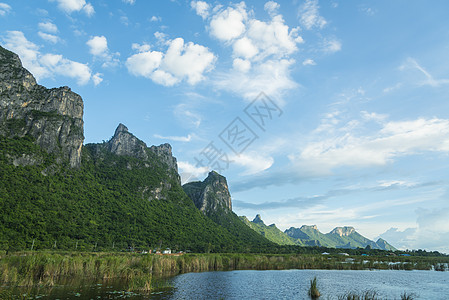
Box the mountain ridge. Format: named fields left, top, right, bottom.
left=244, top=215, right=396, bottom=250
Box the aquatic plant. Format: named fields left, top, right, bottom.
left=337, top=290, right=379, bottom=300
left=400, top=291, right=416, bottom=300
left=308, top=276, right=321, bottom=299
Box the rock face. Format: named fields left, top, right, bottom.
left=88, top=123, right=181, bottom=193
left=330, top=226, right=355, bottom=237
left=106, top=123, right=178, bottom=174
left=0, top=46, right=84, bottom=167
left=182, top=171, right=232, bottom=215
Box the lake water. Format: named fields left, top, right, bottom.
left=3, top=269, right=449, bottom=299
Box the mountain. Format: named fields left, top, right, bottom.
left=284, top=225, right=396, bottom=250
left=183, top=172, right=273, bottom=250
left=0, top=46, right=84, bottom=168
left=239, top=215, right=302, bottom=246
left=0, top=45, right=272, bottom=252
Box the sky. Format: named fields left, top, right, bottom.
left=1, top=0, right=449, bottom=253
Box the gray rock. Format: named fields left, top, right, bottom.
left=183, top=171, right=232, bottom=215
left=0, top=46, right=84, bottom=167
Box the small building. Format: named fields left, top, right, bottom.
left=163, top=248, right=171, bottom=254
left=322, top=252, right=330, bottom=255
left=339, top=253, right=349, bottom=256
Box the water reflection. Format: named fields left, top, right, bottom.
left=2, top=269, right=448, bottom=299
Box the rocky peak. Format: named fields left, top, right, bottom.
left=252, top=214, right=265, bottom=225
left=330, top=226, right=355, bottom=237
left=0, top=46, right=84, bottom=167
left=106, top=123, right=179, bottom=174
left=182, top=171, right=232, bottom=215
left=107, top=123, right=148, bottom=160
left=301, top=225, right=319, bottom=231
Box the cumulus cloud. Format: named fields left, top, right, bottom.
left=291, top=116, right=449, bottom=175
left=209, top=3, right=247, bottom=41
left=0, top=2, right=11, bottom=16
left=122, top=0, right=135, bottom=4
left=298, top=0, right=327, bottom=30
left=379, top=207, right=449, bottom=253
left=126, top=37, right=216, bottom=86
left=193, top=2, right=303, bottom=104
left=86, top=35, right=119, bottom=68
left=2, top=31, right=96, bottom=85
left=190, top=1, right=210, bottom=19
left=50, top=0, right=94, bottom=17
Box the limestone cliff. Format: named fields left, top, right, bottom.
left=87, top=123, right=181, bottom=199
left=0, top=46, right=84, bottom=167
left=182, top=171, right=232, bottom=215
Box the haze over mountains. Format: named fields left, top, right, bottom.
left=241, top=215, right=396, bottom=251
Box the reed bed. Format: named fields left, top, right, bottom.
left=0, top=251, right=447, bottom=291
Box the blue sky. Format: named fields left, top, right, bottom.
left=1, top=0, right=449, bottom=253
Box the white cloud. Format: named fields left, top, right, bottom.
left=291, top=116, right=449, bottom=175
left=264, top=1, right=280, bottom=17
left=216, top=58, right=297, bottom=103
left=38, top=22, right=58, bottom=33
left=379, top=207, right=449, bottom=253
left=178, top=161, right=209, bottom=184
left=3, top=31, right=95, bottom=85
left=231, top=151, right=274, bottom=175
left=209, top=3, right=247, bottom=41
left=323, top=38, right=342, bottom=53
left=302, top=58, right=316, bottom=66
left=86, top=35, right=108, bottom=56
left=298, top=0, right=327, bottom=30
left=150, top=15, right=161, bottom=22
left=233, top=58, right=251, bottom=73
left=193, top=2, right=303, bottom=104
left=191, top=1, right=210, bottom=19
left=233, top=37, right=258, bottom=59
left=38, top=32, right=60, bottom=44
left=92, top=72, right=103, bottom=86
left=86, top=35, right=119, bottom=68
left=126, top=37, right=216, bottom=86
left=0, top=3, right=11, bottom=16
left=131, top=43, right=151, bottom=53
left=50, top=0, right=94, bottom=16
left=122, top=0, right=135, bottom=4
left=401, top=58, right=449, bottom=87
left=154, top=134, right=193, bottom=142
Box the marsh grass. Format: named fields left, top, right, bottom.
left=337, top=290, right=380, bottom=300
left=308, top=276, right=321, bottom=299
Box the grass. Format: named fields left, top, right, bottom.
left=337, top=290, right=380, bottom=300
left=0, top=251, right=445, bottom=294
left=308, top=276, right=320, bottom=299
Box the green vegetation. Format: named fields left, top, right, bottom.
left=240, top=215, right=303, bottom=246
left=0, top=135, right=274, bottom=253
left=337, top=290, right=380, bottom=300
left=308, top=276, right=320, bottom=299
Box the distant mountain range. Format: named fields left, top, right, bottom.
left=241, top=215, right=396, bottom=251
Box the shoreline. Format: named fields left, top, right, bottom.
left=1, top=251, right=448, bottom=289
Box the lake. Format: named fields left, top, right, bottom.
left=3, top=269, right=448, bottom=299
